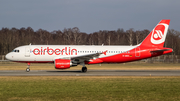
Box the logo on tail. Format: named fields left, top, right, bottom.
left=151, top=23, right=168, bottom=44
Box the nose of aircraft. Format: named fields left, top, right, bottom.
left=5, top=53, right=11, bottom=60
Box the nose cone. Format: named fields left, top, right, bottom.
left=5, top=53, right=11, bottom=60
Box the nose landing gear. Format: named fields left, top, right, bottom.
left=26, top=63, right=30, bottom=72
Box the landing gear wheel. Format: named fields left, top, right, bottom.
left=26, top=68, right=30, bottom=72
left=26, top=63, right=30, bottom=72
left=82, top=67, right=87, bottom=73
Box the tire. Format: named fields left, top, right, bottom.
left=82, top=67, right=87, bottom=73
left=26, top=68, right=30, bottom=72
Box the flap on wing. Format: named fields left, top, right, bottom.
left=150, top=49, right=171, bottom=52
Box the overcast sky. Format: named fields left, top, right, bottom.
left=0, top=0, right=179, bottom=33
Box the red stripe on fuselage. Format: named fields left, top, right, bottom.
left=99, top=47, right=172, bottom=63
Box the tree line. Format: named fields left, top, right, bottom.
left=0, top=27, right=180, bottom=56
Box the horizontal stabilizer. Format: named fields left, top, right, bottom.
left=150, top=49, right=171, bottom=52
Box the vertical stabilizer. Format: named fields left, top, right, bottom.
left=140, top=20, right=170, bottom=48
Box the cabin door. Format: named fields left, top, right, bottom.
left=135, top=47, right=140, bottom=57
left=25, top=47, right=30, bottom=57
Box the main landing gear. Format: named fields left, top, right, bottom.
left=82, top=67, right=87, bottom=73
left=26, top=63, right=30, bottom=72
left=80, top=62, right=87, bottom=73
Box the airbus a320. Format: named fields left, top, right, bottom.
left=5, top=20, right=173, bottom=72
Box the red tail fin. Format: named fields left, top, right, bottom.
left=140, top=20, right=170, bottom=48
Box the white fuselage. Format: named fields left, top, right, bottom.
left=6, top=45, right=137, bottom=62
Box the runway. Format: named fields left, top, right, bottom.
left=0, top=70, right=180, bottom=76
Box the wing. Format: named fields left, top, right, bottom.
left=71, top=51, right=108, bottom=63
left=71, top=53, right=101, bottom=63
left=56, top=50, right=107, bottom=64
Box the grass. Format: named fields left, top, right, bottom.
left=0, top=76, right=180, bottom=101
left=0, top=62, right=180, bottom=70
left=1, top=62, right=180, bottom=100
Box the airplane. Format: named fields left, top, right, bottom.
left=5, top=20, right=173, bottom=72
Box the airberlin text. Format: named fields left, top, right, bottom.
left=33, top=47, right=77, bottom=55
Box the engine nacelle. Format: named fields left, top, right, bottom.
left=54, top=59, right=77, bottom=69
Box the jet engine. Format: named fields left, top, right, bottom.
left=54, top=59, right=77, bottom=69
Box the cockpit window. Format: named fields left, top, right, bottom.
left=12, top=49, right=20, bottom=53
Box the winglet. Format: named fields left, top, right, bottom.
left=102, top=50, right=108, bottom=55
